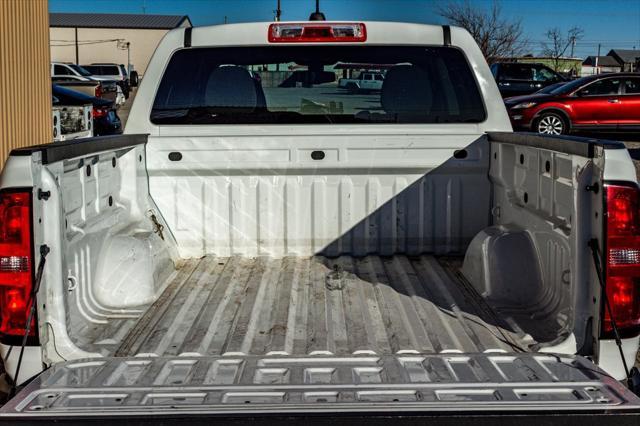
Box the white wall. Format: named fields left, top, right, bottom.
left=581, top=65, right=622, bottom=76
left=50, top=27, right=170, bottom=75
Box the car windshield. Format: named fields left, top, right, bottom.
left=69, top=64, right=93, bottom=77
left=151, top=46, right=486, bottom=125
left=548, top=77, right=592, bottom=95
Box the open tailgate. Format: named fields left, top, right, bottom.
left=1, top=353, right=639, bottom=424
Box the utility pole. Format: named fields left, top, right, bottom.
left=595, top=43, right=601, bottom=74
left=117, top=40, right=131, bottom=75
left=74, top=27, right=79, bottom=65
left=274, top=0, right=282, bottom=70
left=275, top=0, right=281, bottom=21
left=570, top=37, right=576, bottom=58
left=309, top=0, right=326, bottom=21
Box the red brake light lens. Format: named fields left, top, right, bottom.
left=0, top=189, right=36, bottom=342
left=94, top=85, right=102, bottom=98
left=268, top=23, right=367, bottom=43
left=603, top=183, right=640, bottom=337
left=93, top=107, right=108, bottom=118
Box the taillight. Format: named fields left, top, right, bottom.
left=603, top=183, right=640, bottom=337
left=93, top=107, right=108, bottom=118
left=268, top=22, right=366, bottom=43
left=94, top=85, right=102, bottom=98
left=0, top=189, right=37, bottom=343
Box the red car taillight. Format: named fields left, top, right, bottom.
left=93, top=107, right=108, bottom=118
left=603, top=183, right=640, bottom=337
left=94, top=85, right=102, bottom=98
left=0, top=189, right=37, bottom=343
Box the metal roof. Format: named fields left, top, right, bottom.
left=49, top=13, right=191, bottom=30
left=607, top=49, right=640, bottom=64
left=582, top=55, right=621, bottom=67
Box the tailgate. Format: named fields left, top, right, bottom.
left=2, top=353, right=639, bottom=423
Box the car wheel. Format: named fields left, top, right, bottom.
left=535, top=112, right=568, bottom=135
left=130, top=71, right=139, bottom=87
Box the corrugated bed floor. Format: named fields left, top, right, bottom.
left=105, top=255, right=529, bottom=357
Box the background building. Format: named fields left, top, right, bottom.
left=0, top=0, right=52, bottom=169
left=581, top=55, right=622, bottom=75
left=606, top=49, right=640, bottom=73
left=50, top=13, right=192, bottom=76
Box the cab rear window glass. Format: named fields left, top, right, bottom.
left=83, top=65, right=120, bottom=75
left=151, top=46, right=486, bottom=125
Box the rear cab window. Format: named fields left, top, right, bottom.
left=83, top=65, right=120, bottom=75
left=151, top=46, right=486, bottom=125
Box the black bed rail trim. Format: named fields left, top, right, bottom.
left=488, top=131, right=625, bottom=158
left=10, top=134, right=148, bottom=165
left=442, top=25, right=451, bottom=46
left=184, top=26, right=192, bottom=47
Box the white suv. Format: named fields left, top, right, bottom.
left=50, top=62, right=96, bottom=81
left=82, top=63, right=131, bottom=98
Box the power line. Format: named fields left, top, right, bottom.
left=51, top=39, right=122, bottom=47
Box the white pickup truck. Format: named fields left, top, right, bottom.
left=338, top=71, right=385, bottom=92
left=0, top=21, right=639, bottom=423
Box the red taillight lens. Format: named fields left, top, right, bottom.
left=0, top=189, right=36, bottom=342
left=268, top=23, right=367, bottom=43
left=603, top=184, right=640, bottom=337
left=93, top=107, right=108, bottom=118
left=94, top=85, right=102, bottom=98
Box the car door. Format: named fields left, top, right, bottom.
left=496, top=64, right=534, bottom=97
left=570, top=77, right=622, bottom=127
left=374, top=73, right=384, bottom=90
left=620, top=77, right=640, bottom=129
left=360, top=73, right=374, bottom=90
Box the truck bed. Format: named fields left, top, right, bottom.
left=15, top=256, right=640, bottom=419
left=75, top=255, right=528, bottom=357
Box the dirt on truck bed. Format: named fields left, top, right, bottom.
left=71, top=255, right=528, bottom=358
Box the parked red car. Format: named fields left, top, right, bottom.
left=505, top=73, right=640, bottom=135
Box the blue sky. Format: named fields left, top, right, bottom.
left=49, top=0, right=640, bottom=57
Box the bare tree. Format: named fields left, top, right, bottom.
left=541, top=26, right=584, bottom=71
left=437, top=1, right=527, bottom=62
